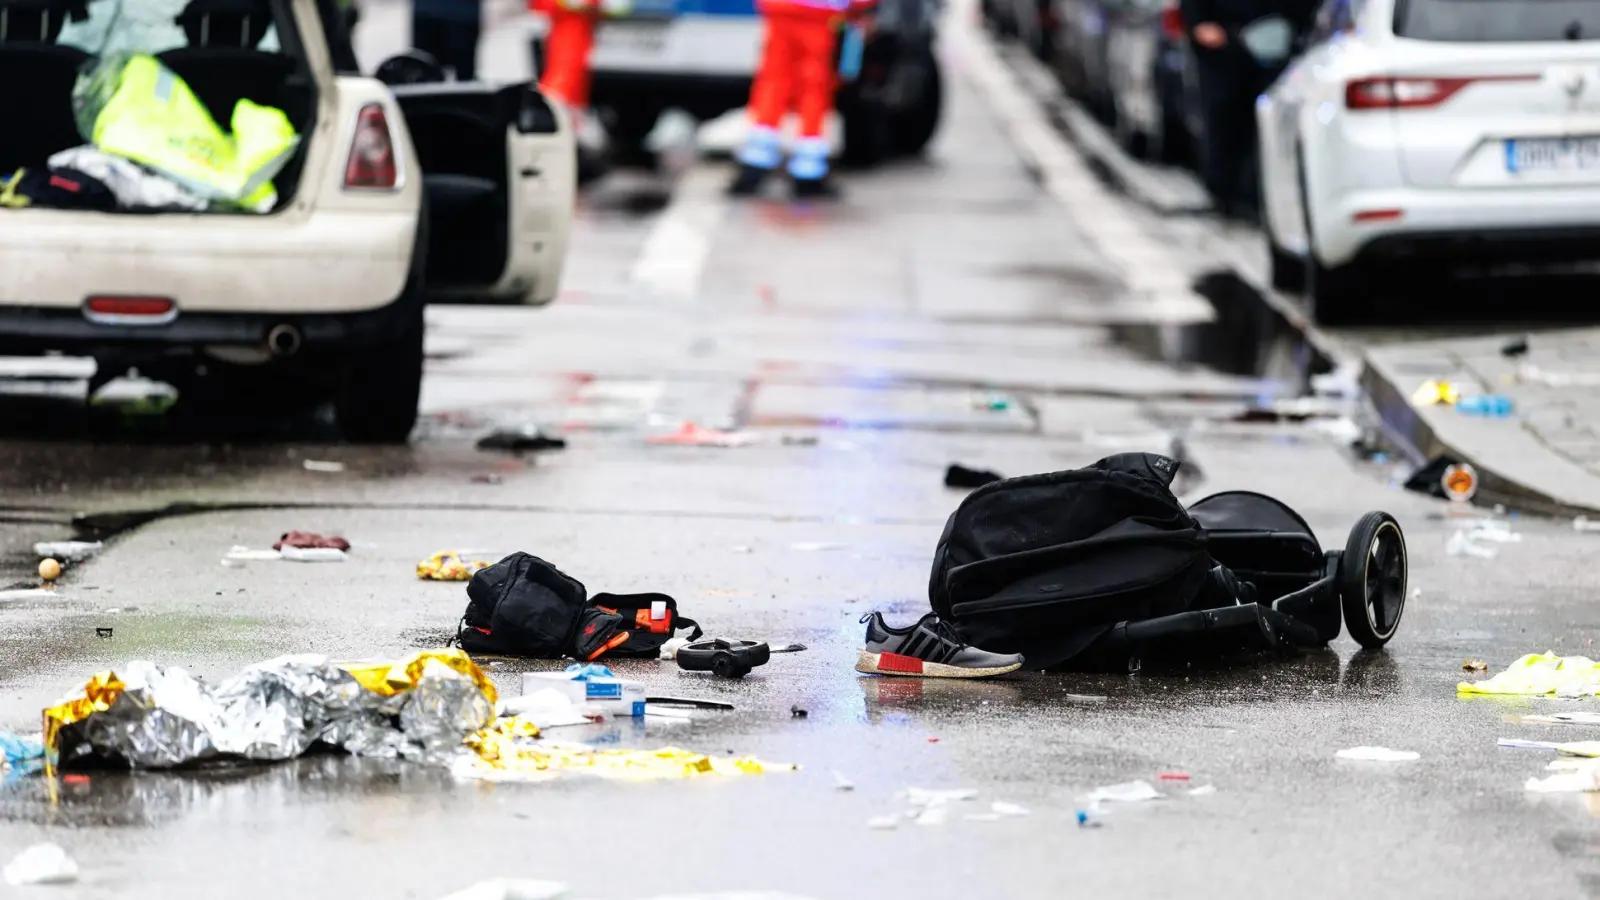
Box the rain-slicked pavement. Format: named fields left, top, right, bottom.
left=1, top=6, right=1599, bottom=899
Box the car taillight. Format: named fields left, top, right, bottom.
left=345, top=103, right=398, bottom=189
left=1159, top=4, right=1184, bottom=41
left=84, top=295, right=176, bottom=324
left=1345, top=75, right=1538, bottom=110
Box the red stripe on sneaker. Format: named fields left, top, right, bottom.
left=877, top=652, right=925, bottom=674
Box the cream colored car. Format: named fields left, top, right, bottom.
left=0, top=0, right=575, bottom=442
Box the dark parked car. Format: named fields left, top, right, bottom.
left=1047, top=0, right=1115, bottom=122
left=1104, top=0, right=1189, bottom=162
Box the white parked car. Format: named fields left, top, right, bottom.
left=1256, top=0, right=1600, bottom=323
left=0, top=0, right=575, bottom=441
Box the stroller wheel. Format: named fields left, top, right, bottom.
left=1338, top=511, right=1408, bottom=648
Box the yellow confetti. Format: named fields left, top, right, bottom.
left=417, top=551, right=491, bottom=582
left=460, top=716, right=796, bottom=782
left=1411, top=379, right=1460, bottom=406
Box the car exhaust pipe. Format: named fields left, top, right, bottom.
left=266, top=324, right=302, bottom=358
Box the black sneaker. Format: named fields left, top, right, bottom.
left=791, top=176, right=841, bottom=200
left=727, top=164, right=771, bottom=197
left=856, top=612, right=1025, bottom=678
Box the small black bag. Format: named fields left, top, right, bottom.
left=457, top=552, right=587, bottom=658
left=929, top=452, right=1214, bottom=671
left=456, top=553, right=702, bottom=660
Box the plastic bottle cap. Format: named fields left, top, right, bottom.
left=1442, top=463, right=1478, bottom=503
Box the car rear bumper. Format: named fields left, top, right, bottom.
left=590, top=70, right=753, bottom=120
left=0, top=208, right=417, bottom=315
left=0, top=300, right=418, bottom=358
left=1318, top=185, right=1600, bottom=267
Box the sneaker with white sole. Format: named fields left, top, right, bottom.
left=856, top=612, right=1025, bottom=678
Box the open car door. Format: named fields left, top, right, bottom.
left=387, top=81, right=576, bottom=305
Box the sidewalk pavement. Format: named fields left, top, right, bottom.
left=1362, top=328, right=1600, bottom=517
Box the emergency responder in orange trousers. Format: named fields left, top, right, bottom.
left=531, top=0, right=629, bottom=123
left=727, top=0, right=872, bottom=199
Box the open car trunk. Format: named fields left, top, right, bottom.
left=0, top=0, right=318, bottom=213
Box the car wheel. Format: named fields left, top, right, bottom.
left=334, top=302, right=424, bottom=444
left=890, top=47, right=942, bottom=158
left=604, top=107, right=659, bottom=168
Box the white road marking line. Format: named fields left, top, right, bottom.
left=631, top=165, right=730, bottom=301
left=945, top=2, right=1214, bottom=324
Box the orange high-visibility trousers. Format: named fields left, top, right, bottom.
left=747, top=11, right=838, bottom=139
left=540, top=8, right=597, bottom=109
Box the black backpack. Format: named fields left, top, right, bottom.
left=457, top=552, right=701, bottom=661
left=929, top=453, right=1214, bottom=671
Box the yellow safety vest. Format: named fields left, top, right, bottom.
left=75, top=52, right=299, bottom=211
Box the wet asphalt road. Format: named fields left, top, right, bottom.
left=4, top=11, right=1600, bottom=900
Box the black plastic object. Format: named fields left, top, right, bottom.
left=944, top=463, right=1003, bottom=488
left=676, top=639, right=771, bottom=679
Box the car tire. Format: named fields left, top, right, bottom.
left=334, top=301, right=424, bottom=444
left=605, top=108, right=658, bottom=168
left=890, top=47, right=943, bottom=158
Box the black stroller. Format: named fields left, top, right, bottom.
left=931, top=453, right=1410, bottom=672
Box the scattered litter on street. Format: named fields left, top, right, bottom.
left=790, top=705, right=808, bottom=719
left=458, top=722, right=795, bottom=783
left=1188, top=785, right=1217, bottom=797
left=1516, top=363, right=1600, bottom=388
left=471, top=474, right=505, bottom=485
left=648, top=422, right=759, bottom=447
left=281, top=546, right=348, bottom=562
left=1411, top=379, right=1460, bottom=406
left=1157, top=772, right=1190, bottom=781
left=1526, top=760, right=1600, bottom=793
left=0, top=733, right=44, bottom=774
left=274, top=532, right=351, bottom=552
left=868, top=816, right=900, bottom=830
left=646, top=697, right=736, bottom=711
left=971, top=393, right=1015, bottom=412
left=1463, top=659, right=1489, bottom=672
left=1455, top=394, right=1513, bottom=417
left=302, top=459, right=346, bottom=473
left=1499, top=738, right=1561, bottom=751
left=499, top=688, right=605, bottom=729
left=965, top=813, right=1003, bottom=823
left=39, top=558, right=61, bottom=581
left=781, top=435, right=820, bottom=446
left=1085, top=780, right=1161, bottom=806
left=525, top=666, right=647, bottom=717
left=1447, top=530, right=1500, bottom=559
left=771, top=643, right=807, bottom=653
left=96, top=628, right=113, bottom=639
left=1458, top=653, right=1600, bottom=697
left=905, top=787, right=979, bottom=806
left=1514, top=712, right=1600, bottom=726
left=477, top=428, right=568, bottom=453
left=419, top=551, right=492, bottom=582
left=991, top=801, right=1029, bottom=816
left=0, top=588, right=59, bottom=602
left=660, top=637, right=691, bottom=659
left=833, top=770, right=855, bottom=791
left=3, top=843, right=78, bottom=886
left=435, top=878, right=570, bottom=900
left=1335, top=747, right=1419, bottom=762
left=225, top=547, right=283, bottom=562
left=914, top=805, right=949, bottom=825
left=944, top=463, right=1003, bottom=488
left=1574, top=516, right=1600, bottom=533
left=790, top=542, right=846, bottom=552
left=34, top=541, right=102, bottom=562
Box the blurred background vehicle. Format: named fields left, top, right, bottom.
left=559, top=0, right=943, bottom=166
left=1048, top=0, right=1118, bottom=121
left=1256, top=0, right=1600, bottom=323
left=1104, top=0, right=1190, bottom=162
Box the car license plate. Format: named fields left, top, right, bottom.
left=598, top=21, right=669, bottom=55
left=1505, top=136, right=1600, bottom=173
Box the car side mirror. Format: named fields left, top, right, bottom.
left=376, top=50, right=447, bottom=86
